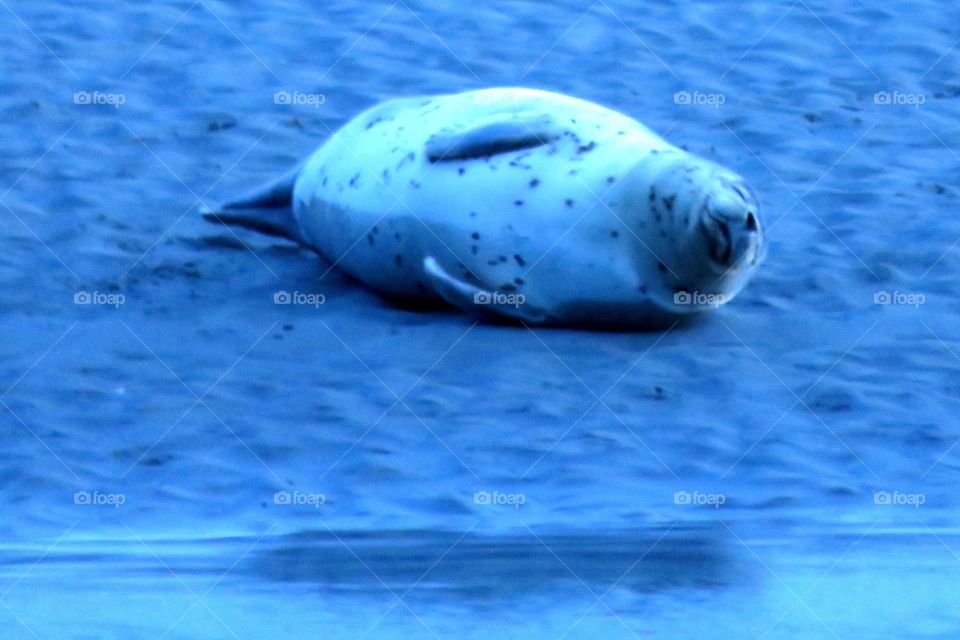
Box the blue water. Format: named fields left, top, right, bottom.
left=2, top=0, right=960, bottom=637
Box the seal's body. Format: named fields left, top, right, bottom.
left=206, top=88, right=764, bottom=328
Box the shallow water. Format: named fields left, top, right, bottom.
left=2, top=0, right=960, bottom=638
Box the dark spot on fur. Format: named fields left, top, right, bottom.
left=458, top=167, right=465, bottom=175
left=529, top=178, right=540, bottom=188
left=606, top=176, right=616, bottom=184
left=395, top=254, right=403, bottom=266
left=565, top=199, right=574, bottom=208
left=501, top=283, right=518, bottom=293
left=662, top=194, right=676, bottom=212
left=498, top=256, right=507, bottom=263
left=609, top=230, right=619, bottom=238
left=322, top=177, right=328, bottom=187
left=569, top=169, right=578, bottom=176
left=471, top=245, right=478, bottom=255
left=577, top=141, right=597, bottom=154
left=648, top=187, right=655, bottom=202
left=488, top=259, right=499, bottom=266
left=514, top=277, right=525, bottom=285
left=514, top=200, right=524, bottom=206
left=469, top=211, right=478, bottom=218
left=367, top=234, right=374, bottom=245
left=514, top=254, right=526, bottom=266
left=658, top=262, right=667, bottom=273
left=394, top=232, right=401, bottom=241
left=471, top=231, right=480, bottom=240
left=409, top=180, right=421, bottom=189
left=349, top=174, right=360, bottom=187
left=365, top=117, right=383, bottom=130
left=618, top=130, right=625, bottom=135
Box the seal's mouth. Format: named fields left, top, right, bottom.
left=710, top=219, right=733, bottom=264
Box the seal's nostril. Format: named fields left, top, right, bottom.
left=745, top=212, right=758, bottom=232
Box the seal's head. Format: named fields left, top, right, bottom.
left=619, top=151, right=765, bottom=314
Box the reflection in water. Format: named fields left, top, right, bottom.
left=253, top=526, right=732, bottom=598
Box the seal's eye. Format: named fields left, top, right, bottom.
left=746, top=212, right=758, bottom=232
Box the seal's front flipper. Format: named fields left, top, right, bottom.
left=422, top=256, right=551, bottom=325
left=425, top=115, right=561, bottom=163
left=201, top=165, right=303, bottom=243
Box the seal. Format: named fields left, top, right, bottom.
left=204, top=87, right=764, bottom=329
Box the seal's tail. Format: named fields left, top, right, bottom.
left=201, top=165, right=303, bottom=243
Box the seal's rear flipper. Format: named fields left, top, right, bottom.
left=201, top=165, right=303, bottom=244
left=422, top=256, right=551, bottom=325
left=202, top=207, right=301, bottom=242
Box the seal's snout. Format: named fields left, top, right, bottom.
left=705, top=212, right=762, bottom=270
left=702, top=183, right=763, bottom=271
